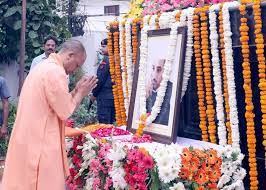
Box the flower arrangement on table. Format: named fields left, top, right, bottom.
left=66, top=134, right=246, bottom=190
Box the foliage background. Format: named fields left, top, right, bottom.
left=0, top=103, right=17, bottom=157
left=0, top=0, right=71, bottom=70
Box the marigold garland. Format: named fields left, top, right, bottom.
left=132, top=19, right=138, bottom=65
left=253, top=0, right=266, bottom=170
left=200, top=6, right=217, bottom=144
left=175, top=11, right=181, bottom=21
left=108, top=30, right=122, bottom=125
left=120, top=20, right=129, bottom=115
left=239, top=4, right=259, bottom=190
left=155, top=13, right=161, bottom=29
left=113, top=31, right=127, bottom=126
left=122, top=22, right=129, bottom=105
left=219, top=4, right=232, bottom=144
left=193, top=8, right=208, bottom=142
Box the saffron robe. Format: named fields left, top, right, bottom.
left=2, top=53, right=77, bottom=190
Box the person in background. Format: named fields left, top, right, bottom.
left=2, top=39, right=98, bottom=190
left=0, top=76, right=10, bottom=138
left=90, top=39, right=115, bottom=124
left=30, top=35, right=57, bottom=71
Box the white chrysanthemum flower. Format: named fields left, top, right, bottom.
left=107, top=143, right=126, bottom=162
left=109, top=167, right=127, bottom=189
left=218, top=174, right=231, bottom=188
left=233, top=168, right=246, bottom=181
left=169, top=182, right=185, bottom=190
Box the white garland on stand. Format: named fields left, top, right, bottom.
left=125, top=19, right=134, bottom=106
left=222, top=1, right=240, bottom=149
left=149, top=14, right=157, bottom=29
left=138, top=20, right=181, bottom=125
left=180, top=8, right=194, bottom=99
left=209, top=4, right=227, bottom=146
left=119, top=20, right=129, bottom=117
left=159, top=10, right=179, bottom=29
left=138, top=16, right=150, bottom=115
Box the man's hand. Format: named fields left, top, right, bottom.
left=77, top=75, right=98, bottom=97
left=0, top=126, right=7, bottom=138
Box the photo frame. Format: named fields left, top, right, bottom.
left=127, top=27, right=187, bottom=144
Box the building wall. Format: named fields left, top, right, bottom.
left=74, top=0, right=130, bottom=74
left=78, top=0, right=130, bottom=32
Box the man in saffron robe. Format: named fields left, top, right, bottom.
left=2, top=40, right=98, bottom=190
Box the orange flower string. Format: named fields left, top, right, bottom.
left=239, top=4, right=259, bottom=190
left=132, top=19, right=138, bottom=65
left=107, top=29, right=122, bottom=125
left=253, top=0, right=266, bottom=173
left=122, top=21, right=129, bottom=103
left=175, top=11, right=181, bottom=22
left=113, top=31, right=127, bottom=126
left=135, top=113, right=147, bottom=137
left=219, top=4, right=232, bottom=144
left=155, top=13, right=161, bottom=29
left=200, top=6, right=216, bottom=144
left=193, top=8, right=208, bottom=142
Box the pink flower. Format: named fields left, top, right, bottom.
left=160, top=3, right=173, bottom=12
left=171, top=0, right=181, bottom=7
left=90, top=158, right=102, bottom=173
left=98, top=143, right=111, bottom=158
left=66, top=118, right=75, bottom=128
left=142, top=156, right=154, bottom=169
left=158, top=0, right=168, bottom=4
left=93, top=178, right=101, bottom=190
left=72, top=154, right=82, bottom=168
left=104, top=177, right=113, bottom=190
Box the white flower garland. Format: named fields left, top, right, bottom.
left=209, top=4, right=227, bottom=146
left=149, top=14, right=157, bottom=30
left=218, top=146, right=246, bottom=190
left=138, top=21, right=181, bottom=125
left=180, top=8, right=194, bottom=99
left=159, top=10, right=179, bottom=29
left=119, top=20, right=129, bottom=117
left=138, top=16, right=150, bottom=115
left=222, top=1, right=240, bottom=149
left=125, top=19, right=134, bottom=107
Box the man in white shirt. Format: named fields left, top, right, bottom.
left=30, top=36, right=57, bottom=71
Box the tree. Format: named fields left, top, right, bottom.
left=0, top=0, right=71, bottom=69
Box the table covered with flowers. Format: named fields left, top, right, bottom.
left=66, top=124, right=246, bottom=190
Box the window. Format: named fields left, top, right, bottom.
left=104, top=5, right=120, bottom=16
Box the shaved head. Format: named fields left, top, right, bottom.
left=59, top=39, right=86, bottom=56
left=58, top=39, right=87, bottom=75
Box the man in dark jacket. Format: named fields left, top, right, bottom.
left=91, top=39, right=115, bottom=124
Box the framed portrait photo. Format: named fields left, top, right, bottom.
left=127, top=27, right=187, bottom=144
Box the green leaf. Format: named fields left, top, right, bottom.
left=150, top=169, right=160, bottom=190
left=43, top=21, right=52, bottom=27
left=32, top=40, right=41, bottom=47
left=34, top=48, right=41, bottom=54
left=13, top=20, right=21, bottom=30
left=191, top=182, right=199, bottom=189
left=28, top=31, right=38, bottom=39
left=32, top=23, right=41, bottom=30
left=4, top=7, right=18, bottom=17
